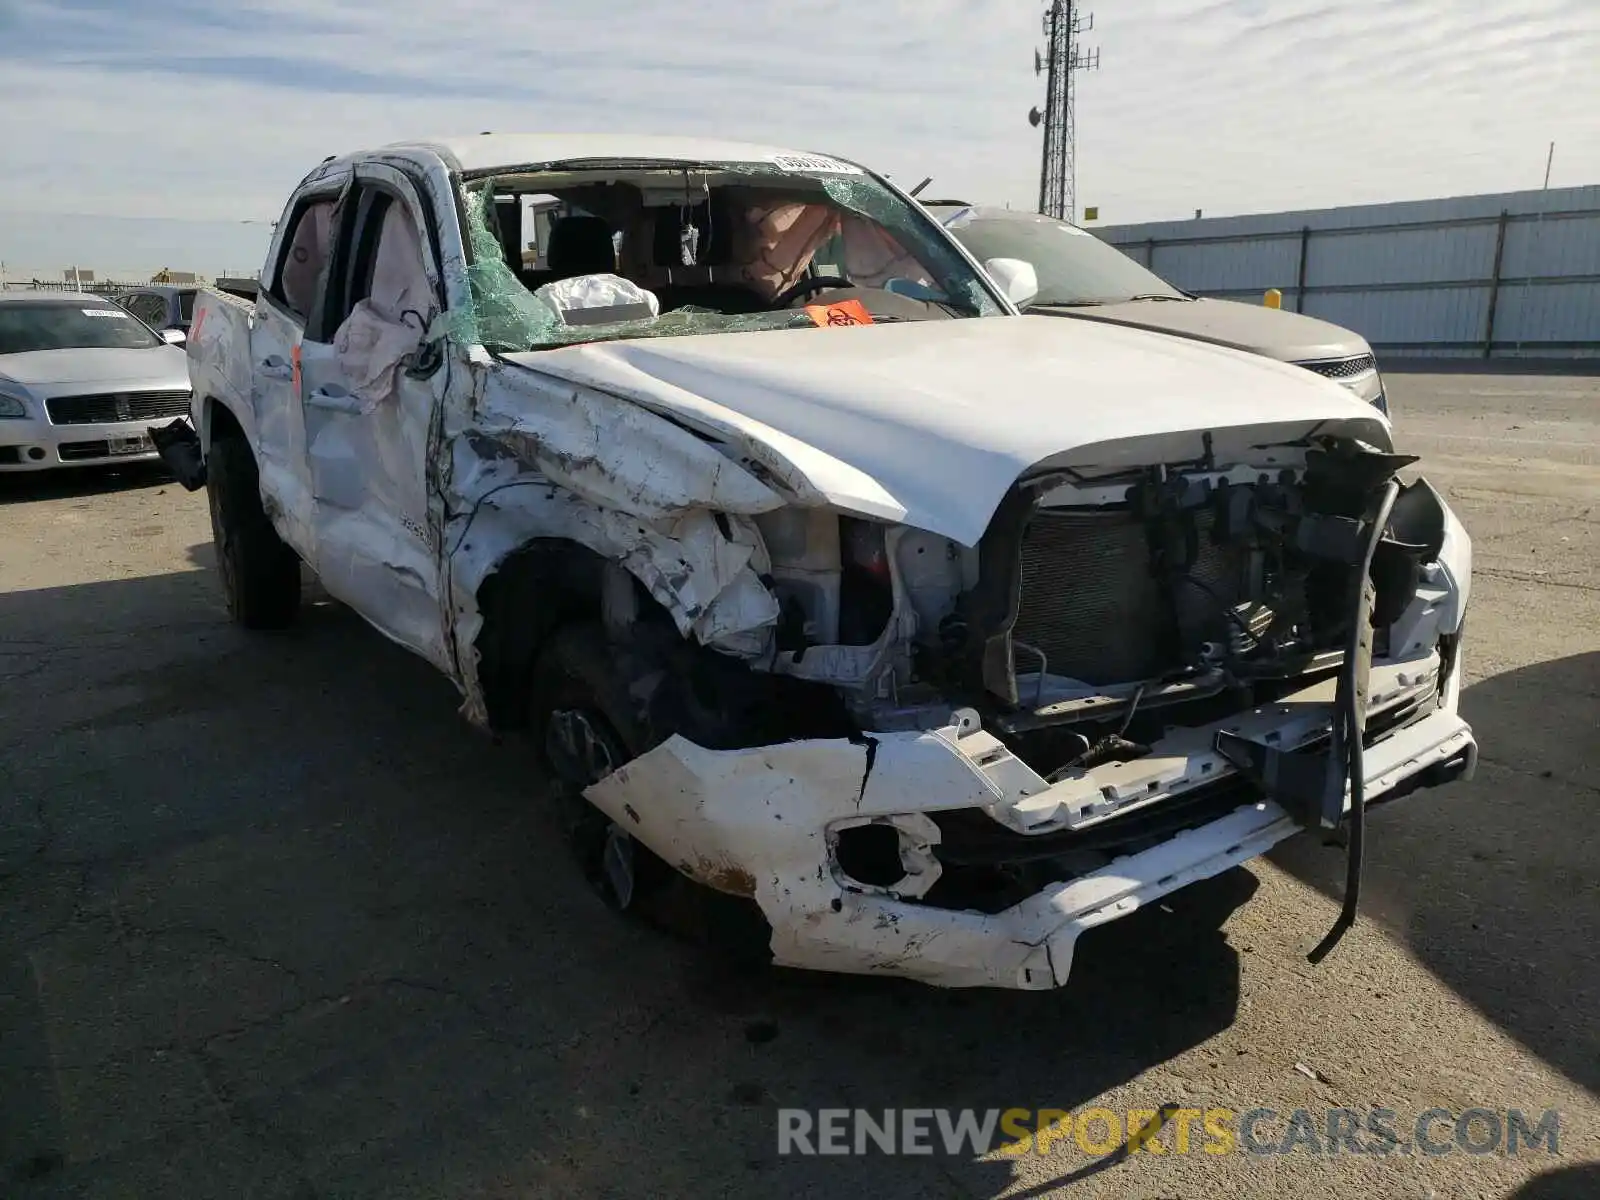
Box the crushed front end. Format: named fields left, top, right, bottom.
left=584, top=434, right=1475, bottom=989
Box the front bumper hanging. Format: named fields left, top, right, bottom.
left=583, top=682, right=1474, bottom=990
left=1215, top=479, right=1415, bottom=961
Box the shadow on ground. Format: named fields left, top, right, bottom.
left=1270, top=651, right=1600, bottom=1095
left=1504, top=1162, right=1600, bottom=1199
left=0, top=558, right=1252, bottom=1199
left=0, top=461, right=173, bottom=505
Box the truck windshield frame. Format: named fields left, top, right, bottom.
left=448, top=158, right=1008, bottom=353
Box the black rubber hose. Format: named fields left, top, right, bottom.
left=1307, top=478, right=1401, bottom=965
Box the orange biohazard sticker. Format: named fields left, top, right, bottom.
left=291, top=343, right=302, bottom=394
left=804, top=299, right=875, bottom=328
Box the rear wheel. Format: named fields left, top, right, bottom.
left=206, top=432, right=300, bottom=629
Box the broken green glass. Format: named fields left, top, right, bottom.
left=448, top=181, right=814, bottom=353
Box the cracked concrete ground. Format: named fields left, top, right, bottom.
left=1, top=369, right=1596, bottom=1199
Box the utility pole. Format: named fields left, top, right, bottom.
left=1029, top=0, right=1100, bottom=220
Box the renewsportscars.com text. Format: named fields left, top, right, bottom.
left=777, top=1106, right=1561, bottom=1158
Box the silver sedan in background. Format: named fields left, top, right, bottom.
left=928, top=204, right=1390, bottom=414
left=0, top=291, right=192, bottom=472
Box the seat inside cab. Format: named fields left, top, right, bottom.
left=468, top=168, right=961, bottom=323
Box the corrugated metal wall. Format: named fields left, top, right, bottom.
left=1098, top=185, right=1600, bottom=358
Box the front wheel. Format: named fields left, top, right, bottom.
left=530, top=625, right=673, bottom=912
left=206, top=433, right=300, bottom=629
left=527, top=623, right=773, bottom=962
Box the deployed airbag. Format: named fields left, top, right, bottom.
left=334, top=200, right=434, bottom=409
left=533, top=274, right=660, bottom=327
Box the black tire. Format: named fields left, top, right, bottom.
left=530, top=624, right=674, bottom=911
left=528, top=623, right=773, bottom=962
left=206, top=432, right=300, bottom=629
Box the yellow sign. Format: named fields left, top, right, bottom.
left=1083, top=206, right=1099, bottom=221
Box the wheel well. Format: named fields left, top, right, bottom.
left=204, top=396, right=245, bottom=448
left=473, top=538, right=855, bottom=743
left=473, top=539, right=610, bottom=732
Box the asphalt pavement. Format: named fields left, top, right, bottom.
left=1, top=368, right=1595, bottom=1198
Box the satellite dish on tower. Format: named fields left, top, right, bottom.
left=1028, top=107, right=1043, bottom=128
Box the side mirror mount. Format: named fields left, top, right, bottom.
left=984, top=257, right=1039, bottom=309
left=160, top=328, right=187, bottom=346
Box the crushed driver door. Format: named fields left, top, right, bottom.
left=295, top=163, right=450, bottom=670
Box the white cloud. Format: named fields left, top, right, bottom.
left=1, top=0, right=1596, bottom=275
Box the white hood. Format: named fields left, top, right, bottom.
left=507, top=314, right=1392, bottom=546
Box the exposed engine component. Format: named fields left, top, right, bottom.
left=995, top=444, right=1427, bottom=702
left=1014, top=508, right=1173, bottom=684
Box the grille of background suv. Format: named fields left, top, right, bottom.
left=1298, top=354, right=1376, bottom=380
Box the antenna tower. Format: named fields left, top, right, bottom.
left=1029, top=0, right=1100, bottom=219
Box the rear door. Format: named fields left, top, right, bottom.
left=249, top=177, right=347, bottom=556
left=295, top=162, right=450, bottom=668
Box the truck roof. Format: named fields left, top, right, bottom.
left=376, top=133, right=863, bottom=175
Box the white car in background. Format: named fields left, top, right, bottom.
left=0, top=291, right=192, bottom=471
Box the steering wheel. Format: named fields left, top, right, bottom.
left=772, top=275, right=855, bottom=308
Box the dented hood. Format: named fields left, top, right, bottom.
left=506, top=314, right=1392, bottom=546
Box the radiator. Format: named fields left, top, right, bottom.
left=1010, top=509, right=1244, bottom=688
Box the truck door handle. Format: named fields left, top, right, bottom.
left=258, top=356, right=293, bottom=380
left=305, top=387, right=364, bottom=414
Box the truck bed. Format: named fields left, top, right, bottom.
left=186, top=286, right=258, bottom=445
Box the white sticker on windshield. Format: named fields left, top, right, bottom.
left=81, top=308, right=131, bottom=317
left=769, top=153, right=864, bottom=175
left=1056, top=223, right=1092, bottom=236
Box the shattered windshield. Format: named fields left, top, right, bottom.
left=447, top=159, right=1005, bottom=353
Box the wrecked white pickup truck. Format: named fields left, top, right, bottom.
left=154, top=135, right=1476, bottom=990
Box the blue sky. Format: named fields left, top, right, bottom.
left=2, top=0, right=1597, bottom=277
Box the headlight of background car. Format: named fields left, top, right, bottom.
left=1346, top=366, right=1387, bottom=414
left=0, top=379, right=34, bottom=419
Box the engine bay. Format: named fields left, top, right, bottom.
left=750, top=435, right=1452, bottom=784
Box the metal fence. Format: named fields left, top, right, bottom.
left=1, top=271, right=260, bottom=295
left=0, top=279, right=151, bottom=296
left=1098, top=185, right=1600, bottom=359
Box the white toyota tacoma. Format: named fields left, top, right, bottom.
left=154, top=135, right=1476, bottom=990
